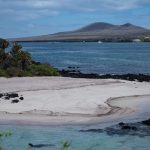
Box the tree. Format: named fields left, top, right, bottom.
left=0, top=39, right=9, bottom=68
left=0, top=39, right=9, bottom=50
left=10, top=42, right=32, bottom=70
left=0, top=39, right=59, bottom=77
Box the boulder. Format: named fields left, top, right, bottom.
left=11, top=99, right=19, bottom=103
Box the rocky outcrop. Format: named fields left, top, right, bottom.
left=80, top=119, right=150, bottom=137
left=0, top=92, right=24, bottom=104
left=60, top=69, right=150, bottom=82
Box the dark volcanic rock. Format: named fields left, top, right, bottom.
left=7, top=93, right=19, bottom=98
left=0, top=92, right=24, bottom=104
left=0, top=93, right=3, bottom=98
left=2, top=93, right=19, bottom=100
left=131, top=126, right=138, bottom=131
left=28, top=143, right=55, bottom=148
left=80, top=129, right=103, bottom=133
left=4, top=96, right=10, bottom=100
left=11, top=99, right=19, bottom=103
left=80, top=119, right=150, bottom=137
left=118, top=122, right=125, bottom=126
left=19, top=97, right=24, bottom=100
left=142, top=119, right=150, bottom=126
left=121, top=125, right=131, bottom=130
left=120, top=125, right=137, bottom=130
left=60, top=70, right=150, bottom=82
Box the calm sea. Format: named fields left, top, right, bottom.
left=20, top=42, right=150, bottom=74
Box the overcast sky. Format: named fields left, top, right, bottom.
left=0, top=0, right=150, bottom=38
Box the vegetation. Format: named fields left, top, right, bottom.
left=0, top=38, right=60, bottom=77
left=0, top=131, right=12, bottom=150
left=61, top=140, right=71, bottom=150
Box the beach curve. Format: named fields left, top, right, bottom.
left=0, top=77, right=150, bottom=125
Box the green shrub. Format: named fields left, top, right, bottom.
left=29, top=64, right=60, bottom=76
left=6, top=67, right=25, bottom=77
left=61, top=140, right=71, bottom=150
left=0, top=64, right=60, bottom=77
left=0, top=69, right=7, bottom=77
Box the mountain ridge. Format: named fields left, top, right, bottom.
left=12, top=22, right=150, bottom=42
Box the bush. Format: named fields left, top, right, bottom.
left=0, top=65, right=60, bottom=77
left=29, top=64, right=60, bottom=76
left=0, top=69, right=7, bottom=77
left=6, top=67, right=25, bottom=77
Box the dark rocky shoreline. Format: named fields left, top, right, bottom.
left=80, top=119, right=150, bottom=137
left=59, top=67, right=150, bottom=82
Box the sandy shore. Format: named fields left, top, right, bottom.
left=0, top=77, right=150, bottom=125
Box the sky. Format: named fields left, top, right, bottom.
left=0, top=0, right=150, bottom=38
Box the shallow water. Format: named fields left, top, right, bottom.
left=19, top=42, right=150, bottom=74
left=0, top=124, right=150, bottom=150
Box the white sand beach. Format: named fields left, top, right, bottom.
left=0, top=77, right=150, bottom=125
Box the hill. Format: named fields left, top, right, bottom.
left=12, top=22, right=150, bottom=42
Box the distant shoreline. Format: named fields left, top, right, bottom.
left=12, top=40, right=150, bottom=43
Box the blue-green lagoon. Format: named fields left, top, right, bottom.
left=1, top=123, right=150, bottom=150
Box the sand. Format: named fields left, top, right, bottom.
left=0, top=77, right=150, bottom=125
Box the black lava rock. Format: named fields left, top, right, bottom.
left=28, top=143, right=55, bottom=148
left=7, top=93, right=19, bottom=98
left=4, top=96, right=10, bottom=100
left=0, top=93, right=3, bottom=98
left=11, top=99, right=19, bottom=103
left=118, top=122, right=125, bottom=126
left=80, top=129, right=103, bottom=133
left=59, top=70, right=150, bottom=82
left=142, top=119, right=150, bottom=126
left=121, top=125, right=131, bottom=130
left=79, top=118, right=150, bottom=137
left=19, top=97, right=24, bottom=100
left=131, top=126, right=137, bottom=131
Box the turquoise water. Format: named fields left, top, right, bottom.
left=20, top=42, right=150, bottom=74
left=0, top=124, right=150, bottom=150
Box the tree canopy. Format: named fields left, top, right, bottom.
left=0, top=39, right=59, bottom=77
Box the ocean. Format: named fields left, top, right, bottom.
left=20, top=42, right=150, bottom=74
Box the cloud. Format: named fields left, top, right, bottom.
left=0, top=0, right=149, bottom=21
